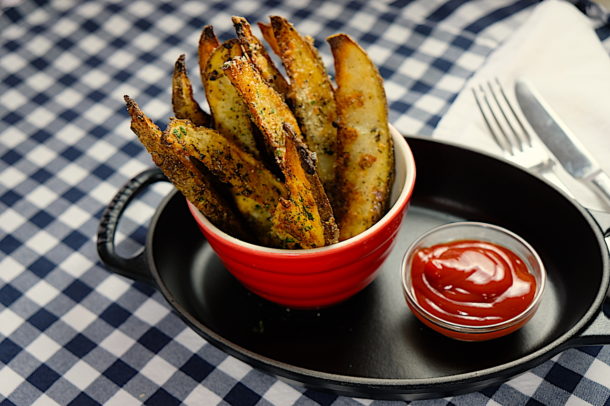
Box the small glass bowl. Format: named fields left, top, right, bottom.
left=401, top=222, right=546, bottom=341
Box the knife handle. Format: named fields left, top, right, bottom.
left=589, top=171, right=610, bottom=209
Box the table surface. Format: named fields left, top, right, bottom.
left=1, top=0, right=610, bottom=405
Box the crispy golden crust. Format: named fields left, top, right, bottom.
left=270, top=126, right=336, bottom=248
left=198, top=25, right=220, bottom=88
left=327, top=33, right=394, bottom=241
left=232, top=16, right=290, bottom=99
left=270, top=16, right=337, bottom=191
left=283, top=124, right=338, bottom=246
left=166, top=119, right=286, bottom=246
left=171, top=54, right=211, bottom=127
left=257, top=22, right=281, bottom=56
left=124, top=96, right=249, bottom=239
left=203, top=39, right=260, bottom=158
left=223, top=57, right=302, bottom=167
left=223, top=58, right=337, bottom=247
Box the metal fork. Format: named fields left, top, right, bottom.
left=472, top=78, right=573, bottom=196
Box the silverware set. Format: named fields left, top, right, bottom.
left=473, top=77, right=610, bottom=208
left=472, top=78, right=571, bottom=196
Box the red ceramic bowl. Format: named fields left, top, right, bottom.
left=187, top=126, right=416, bottom=308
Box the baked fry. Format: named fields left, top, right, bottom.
left=223, top=58, right=337, bottom=247
left=270, top=125, right=338, bottom=248
left=171, top=54, right=211, bottom=127
left=124, top=96, right=248, bottom=239
left=127, top=16, right=397, bottom=248
left=270, top=16, right=337, bottom=191
left=232, top=16, right=290, bottom=99
left=198, top=25, right=220, bottom=88
left=327, top=33, right=394, bottom=241
left=223, top=57, right=302, bottom=167
left=257, top=22, right=281, bottom=56
left=166, top=119, right=285, bottom=245
left=203, top=39, right=260, bottom=158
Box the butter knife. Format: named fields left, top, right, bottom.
left=515, top=79, right=610, bottom=205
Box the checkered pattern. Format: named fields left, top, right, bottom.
left=1, top=0, right=609, bottom=404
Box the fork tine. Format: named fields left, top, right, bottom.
left=486, top=80, right=524, bottom=152
left=493, top=78, right=533, bottom=147
left=473, top=84, right=514, bottom=154
left=472, top=87, right=506, bottom=152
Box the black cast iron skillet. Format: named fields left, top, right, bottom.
left=97, top=137, right=610, bottom=400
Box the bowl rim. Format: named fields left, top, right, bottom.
left=400, top=221, right=547, bottom=334
left=187, top=125, right=416, bottom=257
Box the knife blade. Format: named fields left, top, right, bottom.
left=515, top=79, right=610, bottom=204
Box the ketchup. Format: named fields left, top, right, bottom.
left=410, top=240, right=536, bottom=326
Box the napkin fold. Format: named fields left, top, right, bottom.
left=433, top=0, right=610, bottom=211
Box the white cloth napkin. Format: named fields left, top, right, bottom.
left=433, top=0, right=610, bottom=211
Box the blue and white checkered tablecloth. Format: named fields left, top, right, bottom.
left=1, top=0, right=609, bottom=404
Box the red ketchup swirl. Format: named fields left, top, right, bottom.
left=411, top=240, right=537, bottom=326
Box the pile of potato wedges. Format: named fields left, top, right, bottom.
left=125, top=16, right=395, bottom=249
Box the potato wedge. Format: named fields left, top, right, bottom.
left=203, top=39, right=260, bottom=158
left=270, top=125, right=338, bottom=248
left=232, top=16, right=290, bottom=99
left=327, top=33, right=394, bottom=241
left=223, top=56, right=302, bottom=167
left=166, top=118, right=285, bottom=246
left=198, top=25, right=220, bottom=88
left=124, top=96, right=248, bottom=239
left=171, top=54, right=211, bottom=127
left=257, top=22, right=281, bottom=56
left=270, top=16, right=337, bottom=191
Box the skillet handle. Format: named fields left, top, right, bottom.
left=97, top=168, right=167, bottom=284
left=568, top=209, right=610, bottom=346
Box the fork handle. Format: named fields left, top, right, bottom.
left=589, top=171, right=610, bottom=208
